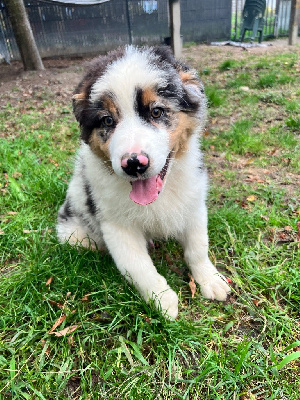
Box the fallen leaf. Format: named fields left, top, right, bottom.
left=48, top=314, right=66, bottom=333
left=49, top=158, right=59, bottom=167
left=260, top=215, right=269, bottom=221
left=7, top=211, right=18, bottom=215
left=68, top=335, right=75, bottom=346
left=23, top=229, right=38, bottom=233
left=66, top=292, right=72, bottom=298
left=188, top=274, right=196, bottom=298
left=297, top=221, right=300, bottom=245
left=165, top=254, right=173, bottom=265
left=45, top=276, right=53, bottom=286
left=12, top=172, right=22, bottom=179
left=245, top=175, right=265, bottom=184
left=0, top=230, right=4, bottom=235
left=284, top=226, right=293, bottom=232
left=243, top=157, right=255, bottom=166
left=169, top=265, right=184, bottom=276
left=41, top=339, right=51, bottom=356
left=49, top=324, right=80, bottom=337
left=81, top=294, right=90, bottom=301
left=47, top=299, right=64, bottom=309
left=253, top=299, right=259, bottom=307
left=268, top=148, right=280, bottom=156
left=246, top=195, right=257, bottom=202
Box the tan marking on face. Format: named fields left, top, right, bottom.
left=72, top=92, right=86, bottom=100
left=142, top=88, right=158, bottom=106
left=88, top=95, right=119, bottom=171
left=102, top=95, right=119, bottom=117
left=169, top=112, right=197, bottom=158
left=89, top=129, right=113, bottom=171
left=179, top=71, right=199, bottom=86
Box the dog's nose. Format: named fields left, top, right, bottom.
left=121, top=153, right=149, bottom=177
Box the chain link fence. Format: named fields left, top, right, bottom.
left=0, top=0, right=295, bottom=62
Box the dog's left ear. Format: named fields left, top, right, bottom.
left=178, top=68, right=205, bottom=112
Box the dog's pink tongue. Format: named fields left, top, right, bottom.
left=130, top=175, right=163, bottom=205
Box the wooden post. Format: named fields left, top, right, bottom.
left=289, top=0, right=300, bottom=45
left=3, top=0, right=44, bottom=70
left=125, top=0, right=132, bottom=45
left=169, top=0, right=181, bottom=58
left=274, top=0, right=280, bottom=38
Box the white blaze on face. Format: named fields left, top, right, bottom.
left=89, top=47, right=171, bottom=193
left=90, top=46, right=167, bottom=115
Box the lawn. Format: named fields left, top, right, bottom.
left=0, top=41, right=299, bottom=399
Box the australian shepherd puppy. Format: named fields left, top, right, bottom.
left=57, top=45, right=230, bottom=319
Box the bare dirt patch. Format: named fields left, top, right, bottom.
left=1, top=39, right=299, bottom=197
left=0, top=38, right=298, bottom=109
left=0, top=57, right=87, bottom=110
left=183, top=38, right=300, bottom=67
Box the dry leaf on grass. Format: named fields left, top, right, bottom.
left=48, top=314, right=66, bottom=333
left=81, top=294, right=90, bottom=302
left=47, top=299, right=64, bottom=309
left=45, top=276, right=53, bottom=286
left=246, top=195, right=257, bottom=202
left=165, top=254, right=173, bottom=265
left=188, top=274, right=196, bottom=298
left=296, top=221, right=300, bottom=248
left=12, top=172, right=22, bottom=179
left=49, top=324, right=80, bottom=337
left=68, top=335, right=75, bottom=346
left=169, top=265, right=184, bottom=276
left=41, top=339, right=51, bottom=356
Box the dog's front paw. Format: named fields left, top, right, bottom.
left=199, top=274, right=230, bottom=301
left=149, top=278, right=178, bottom=319
left=155, top=288, right=179, bottom=319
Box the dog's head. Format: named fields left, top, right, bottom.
left=73, top=46, right=206, bottom=205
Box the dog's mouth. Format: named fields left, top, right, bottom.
left=129, top=154, right=171, bottom=205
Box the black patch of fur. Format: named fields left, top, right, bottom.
left=135, top=88, right=150, bottom=123
left=59, top=198, right=73, bottom=221
left=135, top=88, right=171, bottom=127
left=151, top=46, right=201, bottom=113
left=84, top=183, right=97, bottom=215
left=73, top=48, right=125, bottom=143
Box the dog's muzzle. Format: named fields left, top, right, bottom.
left=120, top=152, right=171, bottom=206
left=121, top=153, right=149, bottom=177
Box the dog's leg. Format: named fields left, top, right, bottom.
left=180, top=209, right=230, bottom=301
left=101, top=221, right=178, bottom=319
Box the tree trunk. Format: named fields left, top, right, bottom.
left=169, top=0, right=182, bottom=58
left=289, top=0, right=300, bottom=45
left=4, top=0, right=44, bottom=70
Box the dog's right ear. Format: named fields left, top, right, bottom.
left=72, top=91, right=88, bottom=124
left=72, top=91, right=95, bottom=143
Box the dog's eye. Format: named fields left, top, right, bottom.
left=151, top=108, right=164, bottom=119
left=102, top=116, right=114, bottom=127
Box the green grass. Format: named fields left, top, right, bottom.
left=1, top=48, right=300, bottom=399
